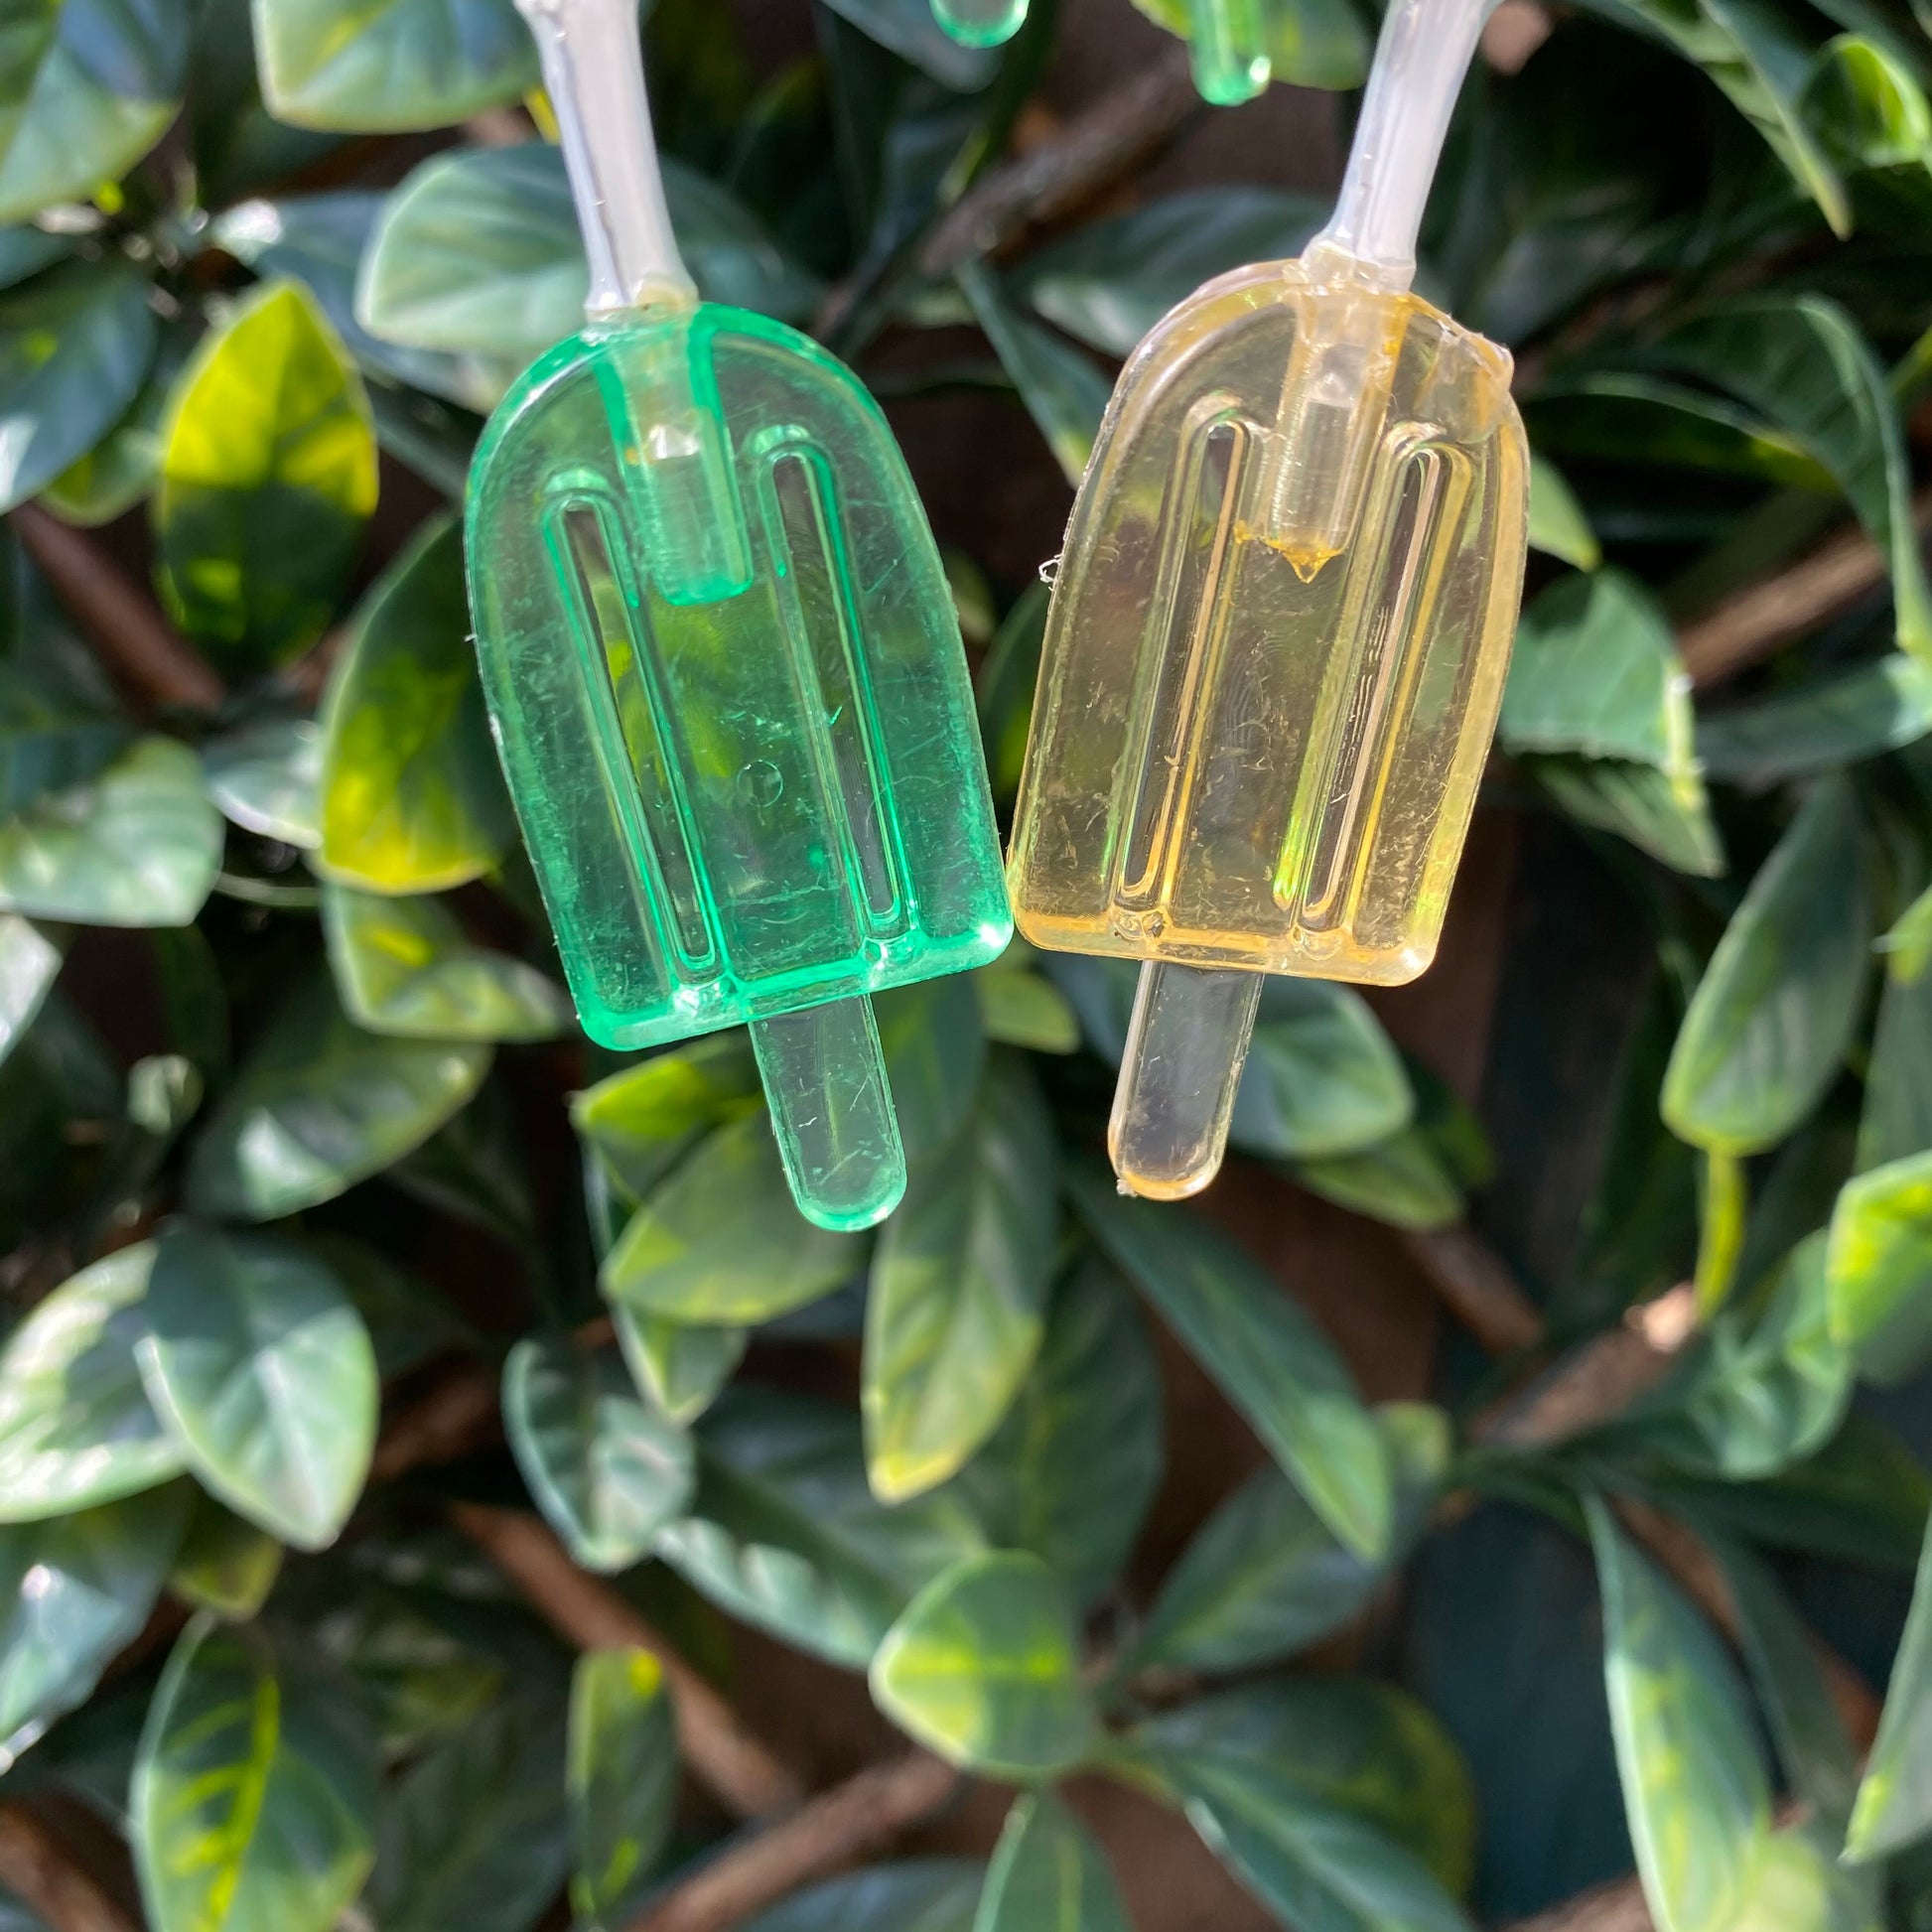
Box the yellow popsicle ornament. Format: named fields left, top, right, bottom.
left=1008, top=0, right=1528, bottom=1200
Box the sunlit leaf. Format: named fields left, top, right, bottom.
left=169, top=1493, right=283, bottom=1622
left=569, top=1649, right=676, bottom=1930
left=976, top=1793, right=1131, bottom=1932
left=1828, top=1147, right=1932, bottom=1381
left=1527, top=453, right=1602, bottom=571
left=201, top=716, right=322, bottom=849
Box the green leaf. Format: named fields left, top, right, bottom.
left=975, top=965, right=1080, bottom=1054
left=0, top=0, right=189, bottom=222
left=322, top=883, right=571, bottom=1042
left=657, top=1386, right=986, bottom=1669
left=1585, top=1492, right=1774, bottom=1932
left=1850, top=1506, right=1932, bottom=1860
left=1017, top=188, right=1327, bottom=358
left=186, top=975, right=491, bottom=1220
left=1126, top=0, right=1368, bottom=87
left=573, top=1034, right=762, bottom=1200
left=866, top=1055, right=1057, bottom=1502
left=252, top=0, right=534, bottom=130
left=1806, top=30, right=1932, bottom=169
left=1071, top=1164, right=1394, bottom=1562
left=959, top=1256, right=1162, bottom=1610
left=568, top=1649, right=676, bottom=1930
left=1699, top=653, right=1932, bottom=785
left=1289, top=1123, right=1468, bottom=1232
left=1827, top=1147, right=1932, bottom=1380
left=1230, top=980, right=1415, bottom=1162
left=155, top=279, right=377, bottom=671
left=742, top=1863, right=985, bottom=1932
left=1527, top=754, right=1725, bottom=879
left=1526, top=453, right=1603, bottom=571
left=1711, top=1536, right=1861, bottom=1825
left=38, top=309, right=188, bottom=526
left=504, top=1336, right=695, bottom=1574
left=1129, top=1677, right=1478, bottom=1898
left=0, top=912, right=58, bottom=1070
left=138, top=1222, right=378, bottom=1550
left=0, top=261, right=153, bottom=512
left=357, top=143, right=820, bottom=361
left=318, top=514, right=512, bottom=895
left=0, top=1485, right=188, bottom=1759
left=603, top=1111, right=868, bottom=1322
left=1662, top=777, right=1872, bottom=1155
left=611, top=1305, right=745, bottom=1430
left=1636, top=297, right=1932, bottom=660
left=0, top=661, right=128, bottom=824
left=201, top=717, right=322, bottom=850
left=815, top=0, right=998, bottom=88
left=960, top=263, right=1110, bottom=488
left=1129, top=1404, right=1449, bottom=1677
left=365, top=1697, right=570, bottom=1932
left=169, top=1493, right=283, bottom=1621
left=975, top=1793, right=1131, bottom=1932
left=877, top=974, right=988, bottom=1165
left=133, top=1617, right=378, bottom=1932
left=0, top=736, right=220, bottom=927
left=0, top=1242, right=187, bottom=1519
left=870, top=1551, right=1096, bottom=1779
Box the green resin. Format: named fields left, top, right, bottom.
left=931, top=0, right=1028, bottom=46
left=466, top=300, right=1010, bottom=1230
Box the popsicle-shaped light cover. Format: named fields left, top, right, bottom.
left=1008, top=0, right=1527, bottom=1199
left=467, top=0, right=1010, bottom=1232
left=928, top=0, right=1268, bottom=100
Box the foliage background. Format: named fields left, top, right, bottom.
left=2, top=0, right=1932, bottom=1927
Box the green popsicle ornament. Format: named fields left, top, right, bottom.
left=466, top=0, right=1011, bottom=1232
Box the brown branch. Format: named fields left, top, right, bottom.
left=368, top=1360, right=498, bottom=1483
left=626, top=1753, right=961, bottom=1932
left=1681, top=485, right=1932, bottom=690
left=449, top=1503, right=805, bottom=1820
left=1511, top=1870, right=1656, bottom=1932
left=12, top=507, right=224, bottom=715
left=1402, top=1225, right=1547, bottom=1356
left=0, top=1802, right=138, bottom=1932
left=916, top=45, right=1201, bottom=281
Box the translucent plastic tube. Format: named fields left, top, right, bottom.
left=930, top=0, right=1028, bottom=47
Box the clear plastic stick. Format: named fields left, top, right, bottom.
left=1110, top=962, right=1262, bottom=1199
left=751, top=999, right=907, bottom=1231
left=514, top=0, right=696, bottom=317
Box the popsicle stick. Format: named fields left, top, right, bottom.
left=931, top=0, right=1028, bottom=47
left=1109, top=961, right=1262, bottom=1200
left=751, top=997, right=907, bottom=1232
left=1182, top=0, right=1270, bottom=105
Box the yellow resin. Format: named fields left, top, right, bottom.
left=1009, top=257, right=1528, bottom=989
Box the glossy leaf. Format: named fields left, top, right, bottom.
left=1850, top=1499, right=1932, bottom=1860
left=1585, top=1493, right=1773, bottom=1932
left=0, top=913, right=57, bottom=1070
left=0, top=1485, right=188, bottom=1762
left=365, top=1697, right=570, bottom=1932
left=252, top=0, right=535, bottom=130
left=573, top=1034, right=762, bottom=1200
left=1071, top=1164, right=1394, bottom=1562
left=877, top=974, right=988, bottom=1165
left=1699, top=653, right=1932, bottom=786
left=186, top=975, right=490, bottom=1220
left=1526, top=453, right=1602, bottom=571
left=318, top=514, right=513, bottom=895
left=169, top=1493, right=283, bottom=1621
left=657, top=1386, right=986, bottom=1669
left=0, top=1242, right=185, bottom=1519
left=155, top=279, right=377, bottom=671
left=0, top=737, right=220, bottom=928
left=1662, top=778, right=1871, bottom=1155
left=866, top=1055, right=1057, bottom=1502
left=504, top=1336, right=695, bottom=1574
left=0, top=262, right=154, bottom=512
left=1828, top=1147, right=1932, bottom=1381
left=611, top=1303, right=746, bottom=1431
left=322, top=883, right=571, bottom=1042
left=1230, top=979, right=1415, bottom=1162
left=815, top=0, right=998, bottom=88
left=1129, top=1404, right=1449, bottom=1676
left=568, top=1649, right=676, bottom=1929
left=1130, top=1677, right=1478, bottom=1897
left=975, top=965, right=1080, bottom=1054
left=138, top=1222, right=378, bottom=1550
left=604, top=1111, right=868, bottom=1322
left=1527, top=754, right=1725, bottom=879
left=870, top=1551, right=1096, bottom=1778
left=357, top=143, right=820, bottom=360
left=1857, top=937, right=1932, bottom=1173
left=960, top=262, right=1110, bottom=487
left=0, top=0, right=190, bottom=222
left=38, top=309, right=186, bottom=526
left=201, top=717, right=322, bottom=849
left=133, top=1617, right=378, bottom=1932
left=961, top=1256, right=1163, bottom=1610
left=975, top=1793, right=1131, bottom=1932
left=742, top=1862, right=985, bottom=1932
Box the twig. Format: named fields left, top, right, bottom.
left=449, top=1503, right=805, bottom=1819
left=1401, top=1225, right=1547, bottom=1356
left=11, top=507, right=224, bottom=715
left=0, top=1802, right=138, bottom=1932
left=1681, top=486, right=1932, bottom=689
left=916, top=45, right=1201, bottom=281
left=1510, top=1869, right=1656, bottom=1932
left=368, top=1361, right=498, bottom=1483
left=627, top=1754, right=961, bottom=1932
